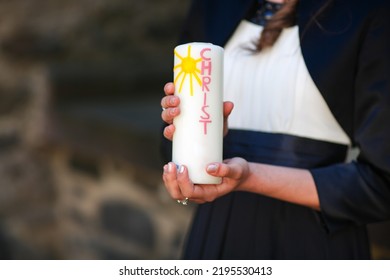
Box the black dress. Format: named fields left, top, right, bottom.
left=181, top=18, right=371, bottom=259
left=183, top=131, right=370, bottom=259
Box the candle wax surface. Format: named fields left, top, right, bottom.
left=172, top=42, right=224, bottom=184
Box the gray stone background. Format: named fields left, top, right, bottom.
left=0, top=0, right=193, bottom=259
left=0, top=0, right=389, bottom=260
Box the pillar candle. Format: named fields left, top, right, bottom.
left=172, top=42, right=224, bottom=184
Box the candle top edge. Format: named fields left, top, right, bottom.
left=175, top=42, right=224, bottom=51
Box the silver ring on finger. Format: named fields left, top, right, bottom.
left=177, top=197, right=189, bottom=206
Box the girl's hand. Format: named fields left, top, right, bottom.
left=222, top=101, right=234, bottom=136
left=162, top=157, right=250, bottom=204
left=161, top=82, right=180, bottom=141
left=161, top=82, right=234, bottom=141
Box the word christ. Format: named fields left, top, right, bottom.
left=199, top=48, right=212, bottom=135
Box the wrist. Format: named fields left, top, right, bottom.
left=237, top=162, right=264, bottom=193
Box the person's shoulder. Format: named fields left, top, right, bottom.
left=334, top=0, right=389, bottom=24
left=341, top=0, right=389, bottom=13
left=340, top=0, right=387, bottom=6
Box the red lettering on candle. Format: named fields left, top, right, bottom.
left=202, top=76, right=211, bottom=92
left=200, top=48, right=212, bottom=76
left=200, top=105, right=210, bottom=119
left=201, top=60, right=212, bottom=76
left=200, top=119, right=212, bottom=135
left=199, top=47, right=214, bottom=135
left=199, top=92, right=212, bottom=134
left=200, top=48, right=211, bottom=61
left=200, top=91, right=210, bottom=119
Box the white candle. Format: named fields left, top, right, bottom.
left=172, top=42, right=224, bottom=184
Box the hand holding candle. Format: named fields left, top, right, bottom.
left=172, top=42, right=224, bottom=184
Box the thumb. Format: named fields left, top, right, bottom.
left=223, top=101, right=234, bottom=118
left=206, top=161, right=242, bottom=180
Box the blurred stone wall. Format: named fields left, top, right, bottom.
left=0, top=0, right=193, bottom=259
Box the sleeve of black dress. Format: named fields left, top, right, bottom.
left=309, top=3, right=390, bottom=233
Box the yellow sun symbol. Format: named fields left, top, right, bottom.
left=174, top=45, right=202, bottom=96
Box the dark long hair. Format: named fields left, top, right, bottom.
left=257, top=0, right=333, bottom=51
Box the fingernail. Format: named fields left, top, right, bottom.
left=170, top=108, right=177, bottom=115
left=207, top=164, right=218, bottom=173
left=168, top=162, right=174, bottom=172
left=169, top=97, right=176, bottom=105
left=178, top=165, right=185, bottom=174
left=163, top=164, right=168, bottom=173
